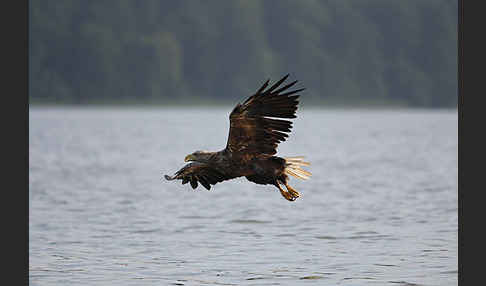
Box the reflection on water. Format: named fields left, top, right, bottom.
left=29, top=107, right=457, bottom=285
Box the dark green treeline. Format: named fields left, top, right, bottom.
left=29, top=0, right=457, bottom=107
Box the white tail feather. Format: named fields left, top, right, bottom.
left=284, top=156, right=312, bottom=180
left=286, top=161, right=310, bottom=166
left=287, top=169, right=310, bottom=180
left=285, top=156, right=306, bottom=160
left=288, top=166, right=312, bottom=177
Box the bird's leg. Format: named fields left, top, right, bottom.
left=275, top=182, right=296, bottom=201
left=284, top=182, right=300, bottom=199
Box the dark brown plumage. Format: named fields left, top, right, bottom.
left=164, top=74, right=311, bottom=201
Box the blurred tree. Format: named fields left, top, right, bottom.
left=29, top=0, right=457, bottom=107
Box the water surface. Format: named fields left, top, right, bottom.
left=29, top=107, right=458, bottom=285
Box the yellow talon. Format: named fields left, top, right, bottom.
left=284, top=182, right=300, bottom=198
left=276, top=182, right=297, bottom=201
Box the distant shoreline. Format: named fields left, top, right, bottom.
left=28, top=102, right=458, bottom=112
left=28, top=98, right=457, bottom=110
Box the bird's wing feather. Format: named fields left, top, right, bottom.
left=225, top=74, right=304, bottom=158
left=164, top=162, right=229, bottom=190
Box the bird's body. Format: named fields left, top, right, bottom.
left=165, top=74, right=311, bottom=201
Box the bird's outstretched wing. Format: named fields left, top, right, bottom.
left=164, top=162, right=229, bottom=190
left=225, top=74, right=304, bottom=158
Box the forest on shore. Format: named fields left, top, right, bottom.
left=30, top=0, right=457, bottom=107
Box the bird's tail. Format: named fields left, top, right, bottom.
left=283, top=156, right=311, bottom=180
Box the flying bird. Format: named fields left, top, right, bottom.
left=164, top=74, right=311, bottom=201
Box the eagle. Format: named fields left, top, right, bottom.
left=164, top=74, right=311, bottom=201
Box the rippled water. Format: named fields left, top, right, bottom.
left=29, top=107, right=457, bottom=285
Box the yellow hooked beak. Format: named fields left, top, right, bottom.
left=184, top=154, right=195, bottom=162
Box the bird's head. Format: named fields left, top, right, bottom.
left=184, top=150, right=211, bottom=163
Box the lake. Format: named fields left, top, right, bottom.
left=29, top=107, right=458, bottom=285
